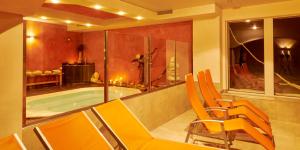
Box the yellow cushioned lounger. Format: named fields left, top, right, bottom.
left=0, top=133, right=26, bottom=150
left=92, top=99, right=216, bottom=150
left=34, top=111, right=113, bottom=150
left=204, top=69, right=269, bottom=122
left=197, top=71, right=273, bottom=138
left=185, top=73, right=275, bottom=150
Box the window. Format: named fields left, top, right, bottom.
left=274, top=17, right=300, bottom=95
left=228, top=20, right=265, bottom=92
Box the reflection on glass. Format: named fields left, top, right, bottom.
left=274, top=17, right=300, bottom=95
left=229, top=20, right=265, bottom=91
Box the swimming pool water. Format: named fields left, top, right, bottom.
left=26, top=87, right=140, bottom=118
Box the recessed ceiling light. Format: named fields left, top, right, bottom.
left=40, top=16, right=48, bottom=20
left=252, top=24, right=257, bottom=30
left=135, top=16, right=144, bottom=20
left=85, top=23, right=92, bottom=27
left=245, top=19, right=251, bottom=23
left=65, top=20, right=72, bottom=24
left=116, top=11, right=126, bottom=16
left=51, top=0, right=60, bottom=4
left=94, top=4, right=103, bottom=10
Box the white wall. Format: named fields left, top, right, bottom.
left=0, top=23, right=23, bottom=137
left=193, top=16, right=221, bottom=83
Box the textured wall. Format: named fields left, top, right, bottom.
left=26, top=21, right=81, bottom=71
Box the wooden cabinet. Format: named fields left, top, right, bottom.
left=62, top=63, right=95, bottom=84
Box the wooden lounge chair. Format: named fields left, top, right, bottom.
left=185, top=73, right=275, bottom=150
left=0, top=133, right=26, bottom=150
left=92, top=99, right=216, bottom=150
left=34, top=111, right=113, bottom=150
left=197, top=71, right=273, bottom=138
left=204, top=69, right=269, bottom=122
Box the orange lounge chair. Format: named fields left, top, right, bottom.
left=198, top=71, right=273, bottom=138
left=0, top=133, right=26, bottom=150
left=185, top=73, right=275, bottom=150
left=92, top=99, right=216, bottom=150
left=204, top=69, right=269, bottom=122
left=34, top=111, right=113, bottom=150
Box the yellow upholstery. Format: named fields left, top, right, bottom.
left=228, top=106, right=272, bottom=137
left=185, top=74, right=223, bottom=133
left=36, top=112, right=113, bottom=150
left=185, top=73, right=275, bottom=150
left=197, top=71, right=272, bottom=137
left=204, top=69, right=270, bottom=122
left=93, top=99, right=215, bottom=150
left=224, top=118, right=274, bottom=150
left=93, top=100, right=152, bottom=149
left=0, top=134, right=24, bottom=150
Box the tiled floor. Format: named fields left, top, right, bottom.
left=151, top=109, right=300, bottom=150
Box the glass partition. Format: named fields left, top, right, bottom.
left=24, top=21, right=193, bottom=124
left=175, top=41, right=192, bottom=83
left=150, top=37, right=172, bottom=89
left=228, top=20, right=265, bottom=92
left=149, top=38, right=192, bottom=90
left=25, top=21, right=105, bottom=123
left=107, top=31, right=146, bottom=99
left=274, top=17, right=300, bottom=95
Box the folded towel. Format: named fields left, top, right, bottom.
left=52, top=69, right=61, bottom=74
left=32, top=70, right=43, bottom=76
left=26, top=71, right=34, bottom=77
left=44, top=70, right=52, bottom=75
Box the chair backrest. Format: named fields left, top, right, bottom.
left=92, top=99, right=153, bottom=150
left=242, top=63, right=250, bottom=74
left=234, top=64, right=242, bottom=73
left=204, top=69, right=222, bottom=99
left=197, top=71, right=223, bottom=118
left=0, top=134, right=26, bottom=150
left=185, top=74, right=221, bottom=133
left=34, top=112, right=113, bottom=150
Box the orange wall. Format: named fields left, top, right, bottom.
left=26, top=21, right=81, bottom=71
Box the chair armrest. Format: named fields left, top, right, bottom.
left=205, top=107, right=228, bottom=112
left=215, top=99, right=234, bottom=102
left=205, top=107, right=229, bottom=119
left=191, top=119, right=224, bottom=124
left=216, top=99, right=235, bottom=108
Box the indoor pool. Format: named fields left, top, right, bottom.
left=26, top=87, right=141, bottom=118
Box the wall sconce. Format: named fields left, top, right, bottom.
left=276, top=38, right=296, bottom=49
left=26, top=32, right=36, bottom=43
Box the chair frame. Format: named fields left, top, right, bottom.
left=185, top=107, right=233, bottom=149
left=91, top=107, right=128, bottom=150
left=34, top=111, right=113, bottom=150
left=13, top=133, right=27, bottom=150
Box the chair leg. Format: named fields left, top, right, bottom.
left=224, top=132, right=230, bottom=149
left=185, top=125, right=192, bottom=143
left=221, top=124, right=230, bottom=150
